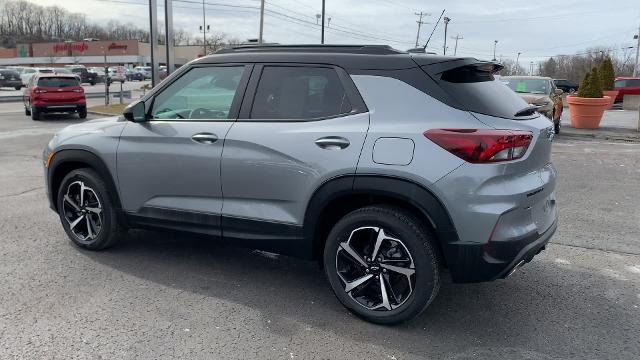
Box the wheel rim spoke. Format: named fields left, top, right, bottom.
left=378, top=274, right=392, bottom=310
left=85, top=207, right=101, bottom=215
left=343, top=274, right=373, bottom=293
left=380, top=263, right=415, bottom=277
left=69, top=214, right=84, bottom=230
left=371, top=228, right=385, bottom=260
left=64, top=195, right=81, bottom=212
left=339, top=242, right=367, bottom=268
left=85, top=216, right=94, bottom=239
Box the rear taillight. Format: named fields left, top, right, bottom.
left=72, top=88, right=83, bottom=93
left=33, top=87, right=47, bottom=94
left=424, top=129, right=533, bottom=163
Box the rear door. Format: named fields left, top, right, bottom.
left=220, top=64, right=369, bottom=242
left=117, top=64, right=252, bottom=235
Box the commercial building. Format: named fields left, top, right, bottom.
left=0, top=40, right=203, bottom=69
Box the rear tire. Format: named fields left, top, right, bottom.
left=15, top=86, right=21, bottom=90
left=323, top=205, right=441, bottom=325
left=30, top=106, right=40, bottom=120
left=57, top=168, right=126, bottom=250
left=78, top=108, right=87, bottom=119
left=25, top=105, right=31, bottom=116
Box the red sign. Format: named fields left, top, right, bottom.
left=52, top=42, right=89, bottom=53
left=108, top=42, right=128, bottom=51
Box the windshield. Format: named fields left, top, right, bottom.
left=503, top=78, right=550, bottom=94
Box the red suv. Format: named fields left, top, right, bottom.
left=23, top=74, right=86, bottom=120
left=614, top=77, right=640, bottom=102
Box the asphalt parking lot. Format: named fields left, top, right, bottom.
left=0, top=103, right=639, bottom=359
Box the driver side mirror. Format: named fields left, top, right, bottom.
left=554, top=89, right=564, bottom=95
left=123, top=101, right=147, bottom=122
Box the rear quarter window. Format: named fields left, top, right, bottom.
left=37, top=77, right=80, bottom=87
left=432, top=66, right=533, bottom=120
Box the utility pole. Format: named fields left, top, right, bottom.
left=164, top=0, right=174, bottom=75
left=442, top=17, right=450, bottom=55
left=200, top=0, right=207, bottom=55
left=149, top=0, right=159, bottom=87
left=321, top=0, right=325, bottom=44
left=633, top=26, right=640, bottom=77
left=515, top=52, right=521, bottom=75
left=492, top=40, right=498, bottom=61
left=414, top=12, right=429, bottom=48
left=451, top=34, right=463, bottom=56
left=258, top=0, right=265, bottom=45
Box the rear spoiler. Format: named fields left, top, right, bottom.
left=415, top=57, right=503, bottom=77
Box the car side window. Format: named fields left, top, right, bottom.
left=250, top=66, right=352, bottom=120
left=151, top=66, right=245, bottom=120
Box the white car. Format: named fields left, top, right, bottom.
left=107, top=67, right=126, bottom=83
left=20, top=67, right=54, bottom=86
left=134, top=66, right=152, bottom=79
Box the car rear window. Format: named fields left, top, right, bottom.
left=429, top=65, right=534, bottom=120
left=0, top=70, right=19, bottom=77
left=38, top=77, right=80, bottom=87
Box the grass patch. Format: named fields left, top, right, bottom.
left=88, top=103, right=129, bottom=115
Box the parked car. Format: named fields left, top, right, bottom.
left=71, top=67, right=99, bottom=85
left=87, top=67, right=107, bottom=83
left=0, top=69, right=23, bottom=90
left=502, top=76, right=563, bottom=134
left=125, top=69, right=144, bottom=81
left=107, top=67, right=126, bottom=84
left=23, top=73, right=86, bottom=120
left=133, top=66, right=152, bottom=79
left=613, top=77, right=640, bottom=102
left=52, top=67, right=82, bottom=82
left=159, top=65, right=168, bottom=80
left=43, top=45, right=557, bottom=324
left=553, top=79, right=579, bottom=93
left=20, top=67, right=54, bottom=86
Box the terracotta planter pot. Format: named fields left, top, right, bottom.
left=602, top=90, right=619, bottom=109
left=566, top=95, right=611, bottom=129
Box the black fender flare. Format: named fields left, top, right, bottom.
left=48, top=149, right=122, bottom=213
left=303, top=174, right=460, bottom=261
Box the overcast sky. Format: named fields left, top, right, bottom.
left=36, top=0, right=640, bottom=64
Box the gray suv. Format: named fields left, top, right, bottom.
left=44, top=45, right=558, bottom=324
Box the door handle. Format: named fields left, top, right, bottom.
left=191, top=133, right=218, bottom=145
left=315, top=136, right=350, bottom=150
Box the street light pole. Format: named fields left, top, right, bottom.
left=164, top=0, right=174, bottom=75
left=633, top=27, right=640, bottom=77
left=515, top=52, right=521, bottom=75
left=321, top=0, right=325, bottom=44
left=443, top=17, right=450, bottom=55
left=149, top=0, right=159, bottom=87
left=258, top=0, right=265, bottom=45
left=530, top=61, right=534, bottom=76
left=492, top=40, right=498, bottom=61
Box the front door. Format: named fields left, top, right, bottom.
left=117, top=64, right=251, bottom=235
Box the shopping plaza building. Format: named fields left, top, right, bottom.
left=0, top=40, right=203, bottom=68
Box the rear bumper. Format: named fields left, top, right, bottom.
left=444, top=219, right=557, bottom=283
left=0, top=80, right=22, bottom=87
left=34, top=104, right=86, bottom=113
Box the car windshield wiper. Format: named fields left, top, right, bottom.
left=514, top=105, right=542, bottom=117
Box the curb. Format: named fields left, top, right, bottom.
left=557, top=129, right=640, bottom=143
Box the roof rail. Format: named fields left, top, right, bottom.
left=214, top=44, right=404, bottom=55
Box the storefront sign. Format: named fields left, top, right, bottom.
left=52, top=42, right=89, bottom=53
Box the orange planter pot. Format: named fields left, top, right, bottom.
left=566, top=96, right=611, bottom=129
left=602, top=90, right=619, bottom=109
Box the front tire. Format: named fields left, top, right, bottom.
left=57, top=168, right=126, bottom=250
left=323, top=205, right=441, bottom=325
